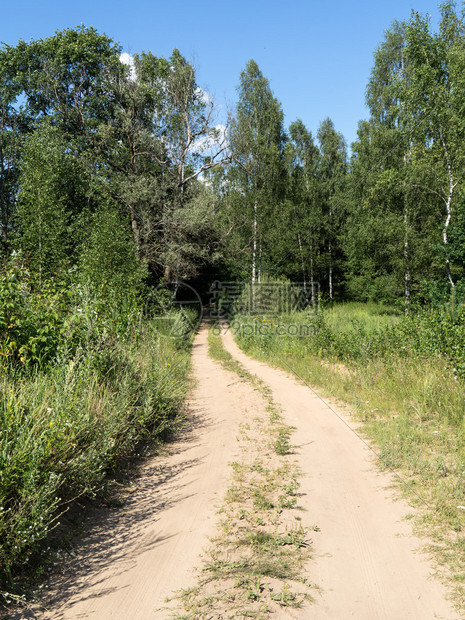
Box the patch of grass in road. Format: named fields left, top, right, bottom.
left=207, top=322, right=253, bottom=381
left=170, top=325, right=318, bottom=619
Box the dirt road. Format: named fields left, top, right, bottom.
left=221, top=327, right=459, bottom=619
left=23, top=323, right=459, bottom=619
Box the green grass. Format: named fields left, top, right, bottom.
left=207, top=324, right=249, bottom=379
left=0, top=315, right=193, bottom=602
left=323, top=301, right=401, bottom=332
left=232, top=303, right=465, bottom=611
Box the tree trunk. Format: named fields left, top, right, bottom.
left=328, top=240, right=333, bottom=300
left=129, top=205, right=142, bottom=257
left=297, top=231, right=306, bottom=290
left=310, top=241, right=315, bottom=307
left=403, top=207, right=411, bottom=315
left=440, top=132, right=455, bottom=289
left=328, top=199, right=333, bottom=300
left=444, top=185, right=454, bottom=289
left=252, top=200, right=258, bottom=285
left=0, top=140, right=7, bottom=254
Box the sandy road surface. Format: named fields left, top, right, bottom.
left=19, top=325, right=261, bottom=619
left=221, top=327, right=459, bottom=619
left=18, top=322, right=460, bottom=619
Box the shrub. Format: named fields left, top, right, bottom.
left=0, top=319, right=190, bottom=585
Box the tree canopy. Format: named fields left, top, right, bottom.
left=2, top=6, right=465, bottom=310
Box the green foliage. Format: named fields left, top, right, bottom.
left=316, top=118, right=347, bottom=298
left=235, top=300, right=465, bottom=387
left=6, top=25, right=122, bottom=134
left=279, top=120, right=321, bottom=291
left=0, top=246, right=194, bottom=587
left=239, top=299, right=447, bottom=384
left=232, top=276, right=305, bottom=317
left=222, top=59, right=286, bottom=280
left=79, top=201, right=147, bottom=307
left=0, top=311, right=191, bottom=585
left=0, top=50, right=23, bottom=258
left=160, top=184, right=220, bottom=280
left=0, top=255, right=70, bottom=368
left=15, top=123, right=86, bottom=276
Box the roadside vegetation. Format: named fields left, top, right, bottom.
left=0, top=255, right=194, bottom=606
left=232, top=301, right=465, bottom=608
left=3, top=0, right=465, bottom=613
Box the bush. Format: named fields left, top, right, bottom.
left=0, top=318, right=190, bottom=585
left=0, top=255, right=69, bottom=369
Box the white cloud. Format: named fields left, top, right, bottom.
left=120, top=53, right=136, bottom=81
left=193, top=124, right=228, bottom=154
left=195, top=87, right=212, bottom=107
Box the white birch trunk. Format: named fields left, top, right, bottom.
left=252, top=201, right=257, bottom=285
left=443, top=185, right=454, bottom=289
left=329, top=240, right=333, bottom=300
left=297, top=231, right=306, bottom=290
left=440, top=132, right=456, bottom=289
left=328, top=199, right=333, bottom=300
left=403, top=207, right=411, bottom=315
left=310, top=241, right=315, bottom=307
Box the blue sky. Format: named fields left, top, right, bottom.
left=2, top=0, right=444, bottom=148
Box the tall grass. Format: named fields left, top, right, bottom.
left=233, top=302, right=465, bottom=607
left=0, top=315, right=192, bottom=589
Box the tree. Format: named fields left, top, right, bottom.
left=317, top=118, right=347, bottom=299
left=104, top=49, right=229, bottom=281
left=151, top=50, right=230, bottom=280
left=0, top=26, right=127, bottom=274
left=0, top=27, right=230, bottom=290
left=7, top=26, right=122, bottom=136
left=345, top=120, right=421, bottom=306
left=15, top=123, right=87, bottom=277
left=0, top=50, right=24, bottom=257
left=226, top=60, right=286, bottom=283
left=283, top=119, right=321, bottom=302
left=79, top=199, right=147, bottom=306
left=346, top=15, right=449, bottom=310
left=399, top=3, right=465, bottom=290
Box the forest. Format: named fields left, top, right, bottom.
left=2, top=2, right=465, bottom=309
left=2, top=0, right=465, bottom=600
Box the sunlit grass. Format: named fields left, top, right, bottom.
left=0, top=317, right=192, bottom=593
left=324, top=301, right=402, bottom=332
left=232, top=303, right=465, bottom=611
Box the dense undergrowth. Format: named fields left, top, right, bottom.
left=232, top=301, right=465, bottom=608
left=0, top=258, right=194, bottom=595
left=236, top=301, right=465, bottom=380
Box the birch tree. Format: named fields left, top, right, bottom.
left=228, top=60, right=285, bottom=284
left=285, top=119, right=321, bottom=302
left=317, top=118, right=347, bottom=299
left=400, top=2, right=465, bottom=289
